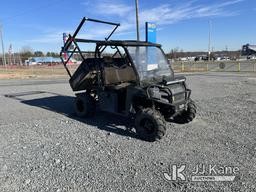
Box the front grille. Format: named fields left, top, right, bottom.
left=173, top=93, right=186, bottom=103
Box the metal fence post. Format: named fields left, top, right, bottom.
left=238, top=62, right=240, bottom=72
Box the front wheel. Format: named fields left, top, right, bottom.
left=135, top=108, right=167, bottom=142
left=174, top=99, right=197, bottom=124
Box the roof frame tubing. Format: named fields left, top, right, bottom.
left=63, top=17, right=120, bottom=51
left=67, top=34, right=86, bottom=61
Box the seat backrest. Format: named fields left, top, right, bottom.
left=104, top=67, right=120, bottom=85
left=117, top=66, right=137, bottom=82
left=104, top=66, right=136, bottom=85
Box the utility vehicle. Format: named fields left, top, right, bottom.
left=60, top=18, right=196, bottom=141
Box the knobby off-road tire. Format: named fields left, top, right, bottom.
left=135, top=108, right=167, bottom=142
left=174, top=99, right=197, bottom=124
left=74, top=93, right=96, bottom=118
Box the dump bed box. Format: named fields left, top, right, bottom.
left=69, top=58, right=101, bottom=91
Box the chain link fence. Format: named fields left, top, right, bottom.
left=172, top=60, right=256, bottom=72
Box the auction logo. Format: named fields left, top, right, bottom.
left=163, top=164, right=239, bottom=182
left=164, top=164, right=186, bottom=181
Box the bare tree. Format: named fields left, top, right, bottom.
left=20, top=46, right=34, bottom=61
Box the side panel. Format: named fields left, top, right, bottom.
left=125, top=86, right=146, bottom=115
left=98, top=91, right=118, bottom=113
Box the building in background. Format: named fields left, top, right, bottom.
left=25, top=57, right=62, bottom=65
left=242, top=44, right=256, bottom=56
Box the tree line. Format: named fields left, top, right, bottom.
left=0, top=46, right=60, bottom=65
left=0, top=45, right=243, bottom=66
left=19, top=46, right=59, bottom=61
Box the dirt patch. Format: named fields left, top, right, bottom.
left=0, top=65, right=71, bottom=79
left=0, top=73, right=20, bottom=79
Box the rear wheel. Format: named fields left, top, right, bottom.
left=174, top=99, right=196, bottom=124
left=135, top=108, right=167, bottom=142
left=74, top=93, right=96, bottom=117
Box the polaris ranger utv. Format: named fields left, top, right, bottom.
left=60, top=18, right=196, bottom=141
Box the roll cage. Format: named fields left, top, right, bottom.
left=60, top=17, right=161, bottom=79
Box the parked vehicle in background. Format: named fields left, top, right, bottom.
left=194, top=55, right=208, bottom=61
left=247, top=55, right=256, bottom=60
left=216, top=56, right=230, bottom=61
left=25, top=57, right=63, bottom=65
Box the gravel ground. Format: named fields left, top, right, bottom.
left=0, top=72, right=256, bottom=192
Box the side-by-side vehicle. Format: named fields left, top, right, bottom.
left=60, top=17, right=196, bottom=141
